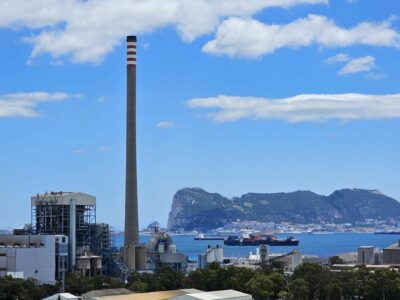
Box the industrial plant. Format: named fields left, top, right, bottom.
left=0, top=36, right=190, bottom=287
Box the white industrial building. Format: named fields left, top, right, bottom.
left=248, top=245, right=269, bottom=264
left=198, top=245, right=223, bottom=269
left=0, top=234, right=68, bottom=284
left=358, top=246, right=376, bottom=265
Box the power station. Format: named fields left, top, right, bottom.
left=121, top=36, right=188, bottom=272
left=0, top=36, right=188, bottom=284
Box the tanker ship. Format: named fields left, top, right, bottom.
left=224, top=232, right=299, bottom=246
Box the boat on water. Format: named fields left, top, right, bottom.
left=224, top=232, right=299, bottom=246
left=374, top=231, right=400, bottom=235
left=194, top=233, right=225, bottom=241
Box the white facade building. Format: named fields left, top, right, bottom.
left=0, top=234, right=68, bottom=284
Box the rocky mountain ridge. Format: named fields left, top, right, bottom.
left=167, top=188, right=400, bottom=231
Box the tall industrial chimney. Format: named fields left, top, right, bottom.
left=123, top=35, right=139, bottom=269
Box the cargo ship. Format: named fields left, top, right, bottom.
left=194, top=233, right=225, bottom=241
left=224, top=233, right=299, bottom=246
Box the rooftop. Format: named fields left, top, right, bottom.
left=31, top=192, right=96, bottom=206
left=98, top=290, right=187, bottom=300
left=385, top=242, right=400, bottom=250
left=93, top=290, right=251, bottom=300
left=82, top=288, right=133, bottom=299
left=43, top=293, right=80, bottom=300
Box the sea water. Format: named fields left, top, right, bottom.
left=114, top=233, right=400, bottom=259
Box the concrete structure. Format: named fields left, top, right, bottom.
left=198, top=245, right=223, bottom=269
left=269, top=250, right=302, bottom=273
left=31, top=192, right=96, bottom=270
left=259, top=245, right=268, bottom=263
left=383, top=241, right=400, bottom=264
left=76, top=252, right=102, bottom=277
left=358, top=246, right=376, bottom=265
left=248, top=245, right=270, bottom=264
left=145, top=226, right=188, bottom=272
left=83, top=289, right=252, bottom=300
left=0, top=234, right=68, bottom=284
left=123, top=35, right=140, bottom=270
left=301, top=255, right=329, bottom=266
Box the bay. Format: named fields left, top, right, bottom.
left=114, top=233, right=400, bottom=259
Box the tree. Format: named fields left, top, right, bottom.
left=291, top=263, right=331, bottom=299
left=216, top=266, right=256, bottom=292
left=184, top=267, right=219, bottom=291
left=267, top=272, right=287, bottom=298
left=0, top=276, right=58, bottom=300
left=129, top=280, right=148, bottom=292
left=156, top=267, right=185, bottom=290
left=245, top=275, right=274, bottom=300
left=326, top=278, right=342, bottom=300
left=288, top=278, right=309, bottom=300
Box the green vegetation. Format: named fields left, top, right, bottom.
left=127, top=263, right=400, bottom=300
left=65, top=273, right=124, bottom=295
left=3, top=263, right=400, bottom=299
left=0, top=276, right=58, bottom=300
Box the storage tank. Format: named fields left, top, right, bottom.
left=135, top=245, right=147, bottom=270
left=214, top=245, right=223, bottom=263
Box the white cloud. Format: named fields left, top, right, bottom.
left=156, top=121, right=176, bottom=129
left=338, top=55, right=375, bottom=74
left=203, top=15, right=400, bottom=58
left=98, top=145, right=111, bottom=152
left=365, top=72, right=386, bottom=80
left=141, top=43, right=150, bottom=50
left=324, top=53, right=351, bottom=64
left=0, top=0, right=327, bottom=63
left=186, top=94, right=400, bottom=123
left=0, top=92, right=76, bottom=118
left=73, top=149, right=86, bottom=154
left=324, top=54, right=380, bottom=77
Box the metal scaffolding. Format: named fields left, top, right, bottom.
left=31, top=192, right=96, bottom=261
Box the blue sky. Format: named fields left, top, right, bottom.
left=0, top=0, right=399, bottom=230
